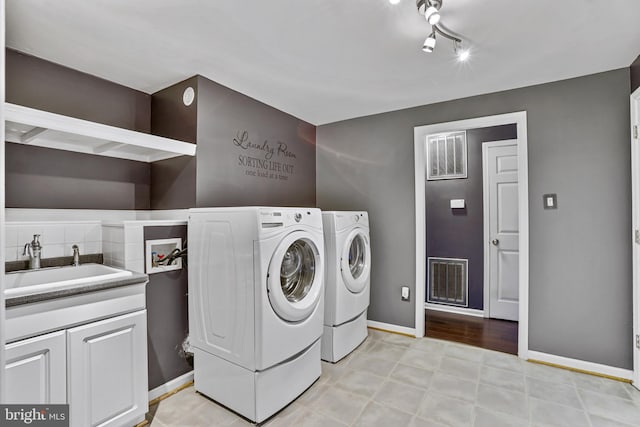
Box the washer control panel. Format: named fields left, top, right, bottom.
left=259, top=208, right=321, bottom=229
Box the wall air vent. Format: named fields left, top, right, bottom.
left=427, top=131, right=467, bottom=180
left=428, top=257, right=468, bottom=307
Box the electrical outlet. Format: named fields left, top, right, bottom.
left=401, top=286, right=410, bottom=301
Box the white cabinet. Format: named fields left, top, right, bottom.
left=67, top=310, right=148, bottom=427
left=5, top=280, right=148, bottom=427
left=5, top=330, right=67, bottom=404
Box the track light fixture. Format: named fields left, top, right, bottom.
left=417, top=0, right=469, bottom=60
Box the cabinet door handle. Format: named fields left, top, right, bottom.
left=491, top=239, right=499, bottom=246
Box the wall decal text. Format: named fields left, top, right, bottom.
left=233, top=130, right=296, bottom=181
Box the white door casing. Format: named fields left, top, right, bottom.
left=483, top=140, right=519, bottom=321
left=0, top=0, right=6, bottom=402
left=631, top=87, right=640, bottom=390
left=414, top=111, right=529, bottom=359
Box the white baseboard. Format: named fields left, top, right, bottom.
left=527, top=350, right=633, bottom=381
left=425, top=303, right=485, bottom=318
left=367, top=320, right=417, bottom=337
left=148, top=370, right=194, bottom=402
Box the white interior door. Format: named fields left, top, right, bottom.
left=483, top=140, right=519, bottom=321
left=631, top=88, right=640, bottom=390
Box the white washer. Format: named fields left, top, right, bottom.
left=321, top=211, right=371, bottom=362
left=188, top=207, right=325, bottom=423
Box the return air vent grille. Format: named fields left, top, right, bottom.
left=428, top=257, right=468, bottom=307
left=427, top=131, right=467, bottom=180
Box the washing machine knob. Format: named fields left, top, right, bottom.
left=354, top=215, right=360, bottom=222
left=294, top=213, right=302, bottom=222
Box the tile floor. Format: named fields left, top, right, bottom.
left=147, top=329, right=640, bottom=426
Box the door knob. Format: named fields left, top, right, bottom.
left=491, top=239, right=499, bottom=246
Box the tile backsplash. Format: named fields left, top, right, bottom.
left=5, top=213, right=186, bottom=274
left=102, top=223, right=145, bottom=273
left=6, top=221, right=102, bottom=262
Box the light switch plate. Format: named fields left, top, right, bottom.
left=543, top=193, right=557, bottom=209
left=450, top=199, right=465, bottom=209
left=401, top=286, right=410, bottom=301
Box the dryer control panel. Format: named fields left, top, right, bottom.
left=329, top=211, right=369, bottom=232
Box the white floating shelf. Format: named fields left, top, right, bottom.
left=4, top=103, right=196, bottom=163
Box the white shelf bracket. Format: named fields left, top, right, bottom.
left=20, top=126, right=49, bottom=143
left=93, top=141, right=127, bottom=154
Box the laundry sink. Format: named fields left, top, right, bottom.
left=5, top=263, right=133, bottom=299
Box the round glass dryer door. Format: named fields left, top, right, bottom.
left=267, top=231, right=323, bottom=322
left=340, top=229, right=371, bottom=293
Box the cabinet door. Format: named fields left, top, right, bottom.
left=67, top=310, right=148, bottom=427
left=5, top=330, right=66, bottom=404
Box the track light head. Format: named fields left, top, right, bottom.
left=425, top=6, right=441, bottom=25
left=422, top=32, right=437, bottom=52
left=454, top=40, right=470, bottom=61
left=418, top=0, right=442, bottom=18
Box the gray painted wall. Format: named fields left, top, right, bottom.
left=632, top=55, right=640, bottom=93
left=5, top=49, right=153, bottom=209
left=150, top=156, right=196, bottom=210
left=144, top=225, right=191, bottom=390
left=149, top=75, right=317, bottom=209
left=426, top=125, right=517, bottom=310
left=150, top=77, right=198, bottom=210
left=6, top=143, right=150, bottom=209
left=317, top=68, right=633, bottom=369
left=196, top=76, right=316, bottom=207
left=6, top=49, right=151, bottom=132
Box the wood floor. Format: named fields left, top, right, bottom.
left=425, top=309, right=518, bottom=355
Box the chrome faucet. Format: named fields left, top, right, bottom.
left=72, top=244, right=80, bottom=266
left=23, top=234, right=42, bottom=270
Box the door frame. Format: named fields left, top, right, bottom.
left=414, top=111, right=529, bottom=359
left=482, top=139, right=519, bottom=320
left=1, top=0, right=6, bottom=402
left=631, top=87, right=640, bottom=389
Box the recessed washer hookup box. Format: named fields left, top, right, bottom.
left=145, top=237, right=183, bottom=274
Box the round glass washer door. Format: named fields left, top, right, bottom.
left=267, top=231, right=323, bottom=322
left=340, top=228, right=371, bottom=294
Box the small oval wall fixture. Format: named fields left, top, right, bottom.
left=183, top=87, right=195, bottom=106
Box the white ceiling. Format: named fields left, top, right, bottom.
left=6, top=0, right=640, bottom=125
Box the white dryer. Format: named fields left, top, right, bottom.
left=321, top=211, right=371, bottom=362
left=188, top=207, right=325, bottom=423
